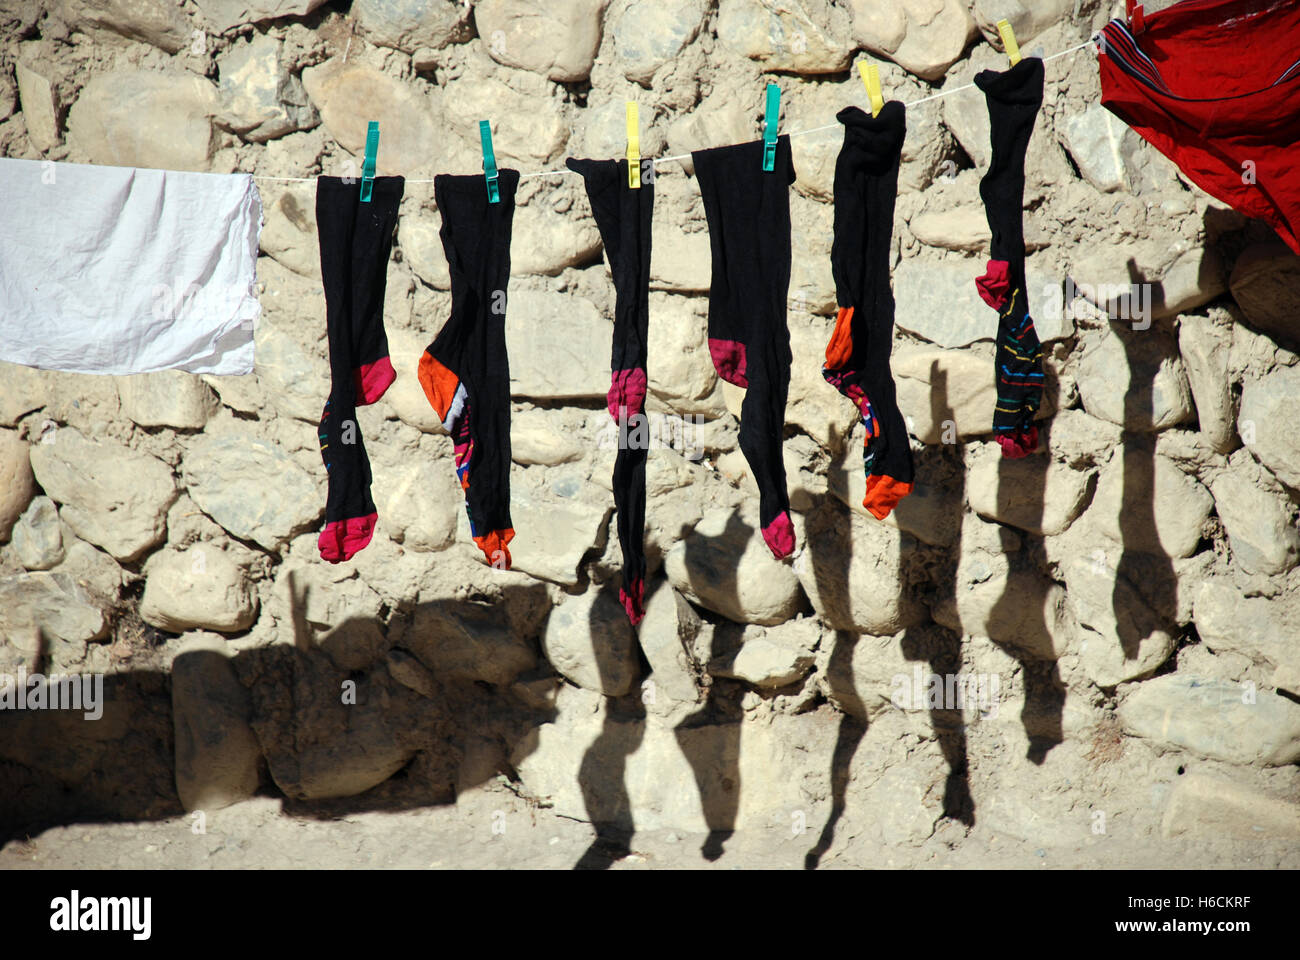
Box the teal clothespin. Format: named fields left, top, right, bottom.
left=479, top=120, right=500, bottom=204
left=762, top=83, right=780, bottom=172
left=360, top=121, right=378, bottom=202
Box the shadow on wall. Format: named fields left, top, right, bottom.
left=0, top=579, right=557, bottom=846
left=987, top=370, right=1066, bottom=767
left=804, top=364, right=977, bottom=870
left=805, top=342, right=1084, bottom=867
left=790, top=364, right=973, bottom=869
left=573, top=575, right=648, bottom=871
left=904, top=363, right=975, bottom=818
left=1115, top=258, right=1178, bottom=663
left=669, top=511, right=753, bottom=866
left=569, top=511, right=754, bottom=870
left=801, top=501, right=864, bottom=869
left=0, top=293, right=1185, bottom=855
left=0, top=512, right=768, bottom=873
left=572, top=506, right=817, bottom=870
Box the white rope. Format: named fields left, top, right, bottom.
left=252, top=38, right=1097, bottom=184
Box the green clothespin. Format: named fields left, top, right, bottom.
left=360, top=121, right=378, bottom=202
left=479, top=120, right=499, bottom=204
left=762, top=83, right=780, bottom=172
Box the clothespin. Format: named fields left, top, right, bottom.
left=1126, top=0, right=1147, bottom=34
left=360, top=121, right=378, bottom=202
left=762, top=82, right=780, bottom=172
left=479, top=119, right=499, bottom=204
left=996, top=18, right=1022, bottom=66
left=857, top=61, right=883, bottom=118
left=626, top=102, right=640, bottom=190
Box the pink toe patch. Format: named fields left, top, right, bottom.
left=997, top=426, right=1039, bottom=459
left=608, top=367, right=648, bottom=422
left=355, top=355, right=396, bottom=406
left=762, top=510, right=796, bottom=560
left=620, top=578, right=645, bottom=626
left=318, top=512, right=378, bottom=563
left=708, top=338, right=748, bottom=388
left=976, top=260, right=1012, bottom=311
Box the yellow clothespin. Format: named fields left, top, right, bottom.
left=996, top=18, right=1022, bottom=66
left=626, top=102, right=640, bottom=190
left=857, top=61, right=883, bottom=118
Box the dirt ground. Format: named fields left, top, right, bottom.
left=2, top=783, right=1294, bottom=871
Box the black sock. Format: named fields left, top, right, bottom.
left=692, top=135, right=797, bottom=559
left=418, top=170, right=518, bottom=567
left=567, top=157, right=652, bottom=624
left=315, top=175, right=404, bottom=563
left=824, top=102, right=914, bottom=520
left=975, top=57, right=1045, bottom=458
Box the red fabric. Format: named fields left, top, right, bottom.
left=997, top=426, right=1039, bottom=459
left=354, top=355, right=396, bottom=406
left=318, top=512, right=377, bottom=563
left=761, top=510, right=796, bottom=560
left=620, top=578, right=645, bottom=626
left=1098, top=0, right=1300, bottom=255
left=976, top=259, right=1012, bottom=310
left=607, top=367, right=648, bottom=421
left=708, top=338, right=748, bottom=388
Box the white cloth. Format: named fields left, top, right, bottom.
left=0, top=157, right=263, bottom=375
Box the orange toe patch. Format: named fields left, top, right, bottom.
left=473, top=527, right=515, bottom=570
left=825, top=305, right=855, bottom=370
left=417, top=350, right=460, bottom=421
left=862, top=475, right=914, bottom=521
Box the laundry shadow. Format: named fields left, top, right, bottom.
left=802, top=614, right=863, bottom=869
left=0, top=580, right=557, bottom=846
left=572, top=501, right=760, bottom=868
left=985, top=368, right=1066, bottom=766
left=671, top=508, right=752, bottom=863
left=803, top=364, right=973, bottom=868
left=901, top=363, right=974, bottom=821
left=797, top=402, right=869, bottom=869
left=1113, top=258, right=1180, bottom=664
left=572, top=572, right=648, bottom=871
left=572, top=416, right=653, bottom=869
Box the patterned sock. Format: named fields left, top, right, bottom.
left=975, top=57, right=1046, bottom=458
left=692, top=135, right=797, bottom=559
left=825, top=102, right=914, bottom=520
left=315, top=174, right=404, bottom=563
left=567, top=156, right=652, bottom=624
left=418, top=170, right=518, bottom=567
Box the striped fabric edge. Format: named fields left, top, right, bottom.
left=1098, top=17, right=1300, bottom=101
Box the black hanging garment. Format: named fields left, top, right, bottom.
left=975, top=57, right=1046, bottom=458
left=692, top=136, right=797, bottom=559
left=418, top=170, right=519, bottom=567
left=823, top=102, right=914, bottom=520
left=316, top=174, right=404, bottom=563
left=566, top=157, right=653, bottom=624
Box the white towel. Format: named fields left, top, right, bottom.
left=0, top=157, right=263, bottom=376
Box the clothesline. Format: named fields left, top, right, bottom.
left=252, top=38, right=1097, bottom=185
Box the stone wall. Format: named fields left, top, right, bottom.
left=2, top=0, right=1299, bottom=857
